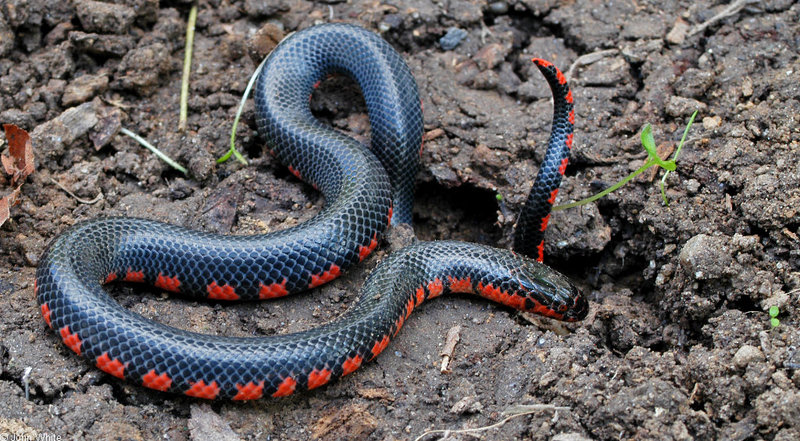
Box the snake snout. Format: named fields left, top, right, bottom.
left=563, top=284, right=589, bottom=322
left=515, top=260, right=588, bottom=322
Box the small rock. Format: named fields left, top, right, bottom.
left=451, top=0, right=483, bottom=25
left=38, top=79, right=66, bottom=111
left=247, top=22, right=284, bottom=63
left=429, top=163, right=459, bottom=186
left=674, top=68, right=714, bottom=99
left=152, top=8, right=184, bottom=42
left=70, top=31, right=135, bottom=57
left=488, top=1, right=509, bottom=14
left=703, top=115, right=722, bottom=130
left=666, top=96, right=707, bottom=117
left=89, top=107, right=121, bottom=150
left=188, top=404, right=242, bottom=441
left=741, top=77, right=753, bottom=97
left=113, top=43, right=172, bottom=94
left=450, top=395, right=483, bottom=415
left=733, top=345, right=765, bottom=369
left=244, top=0, right=288, bottom=18
left=43, top=21, right=74, bottom=46
left=440, top=27, right=468, bottom=50
left=472, top=144, right=507, bottom=168
left=30, top=41, right=74, bottom=80
left=75, top=0, right=136, bottom=34
left=762, top=292, right=790, bottom=312
left=473, top=42, right=508, bottom=70
left=620, top=39, right=664, bottom=64
left=385, top=223, right=416, bottom=252
left=32, top=100, right=99, bottom=159
left=187, top=148, right=215, bottom=182
left=678, top=234, right=733, bottom=280
left=684, top=178, right=701, bottom=195
left=380, top=14, right=404, bottom=32
left=755, top=389, right=800, bottom=433
left=455, top=59, right=480, bottom=85
left=28, top=101, right=47, bottom=121
left=311, top=404, right=378, bottom=441
left=0, top=109, right=35, bottom=130
left=62, top=73, right=109, bottom=106
left=118, top=0, right=159, bottom=24
left=497, top=62, right=521, bottom=94
left=771, top=370, right=793, bottom=390
left=89, top=421, right=144, bottom=441
left=1, top=0, right=31, bottom=27
left=666, top=18, right=690, bottom=45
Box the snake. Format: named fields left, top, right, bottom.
left=34, top=23, right=586, bottom=400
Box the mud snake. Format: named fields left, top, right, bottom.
left=35, top=23, right=587, bottom=400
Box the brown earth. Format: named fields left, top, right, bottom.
left=1, top=0, right=799, bottom=440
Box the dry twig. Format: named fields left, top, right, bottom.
left=688, top=0, right=761, bottom=37
left=414, top=404, right=571, bottom=441
left=49, top=178, right=103, bottom=205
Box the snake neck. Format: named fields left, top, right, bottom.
left=357, top=241, right=587, bottom=326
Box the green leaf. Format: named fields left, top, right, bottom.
left=640, top=124, right=656, bottom=153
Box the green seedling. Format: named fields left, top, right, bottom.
left=217, top=53, right=272, bottom=165
left=554, top=110, right=698, bottom=211
left=120, top=128, right=188, bottom=175
left=769, top=305, right=780, bottom=328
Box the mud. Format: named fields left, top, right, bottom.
left=1, top=0, right=798, bottom=440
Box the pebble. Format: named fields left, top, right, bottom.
left=733, top=345, right=765, bottom=368
left=488, top=1, right=508, bottom=14
left=666, top=18, right=689, bottom=45
left=62, top=73, right=109, bottom=106
left=678, top=234, right=733, bottom=280
left=449, top=395, right=483, bottom=414
left=473, top=43, right=507, bottom=70
left=244, top=0, right=288, bottom=18
left=666, top=96, right=707, bottom=117
left=75, top=0, right=136, bottom=34
left=113, top=43, right=171, bottom=94
left=69, top=31, right=135, bottom=57
left=674, top=68, right=714, bottom=99
left=31, top=100, right=99, bottom=158
left=440, top=27, right=468, bottom=50
left=247, top=23, right=284, bottom=63
left=703, top=115, right=722, bottom=130
left=188, top=404, right=242, bottom=441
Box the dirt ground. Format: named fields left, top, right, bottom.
left=1, top=0, right=799, bottom=440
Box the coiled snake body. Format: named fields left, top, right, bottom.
left=35, top=23, right=586, bottom=400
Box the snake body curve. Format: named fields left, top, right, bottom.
left=35, top=23, right=585, bottom=400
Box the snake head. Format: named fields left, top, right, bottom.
left=514, top=259, right=588, bottom=322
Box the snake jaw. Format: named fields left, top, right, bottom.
left=563, top=284, right=589, bottom=322
left=513, top=260, right=587, bottom=321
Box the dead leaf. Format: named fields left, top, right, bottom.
left=0, top=187, right=20, bottom=228
left=2, top=124, right=35, bottom=185
left=0, top=125, right=34, bottom=227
